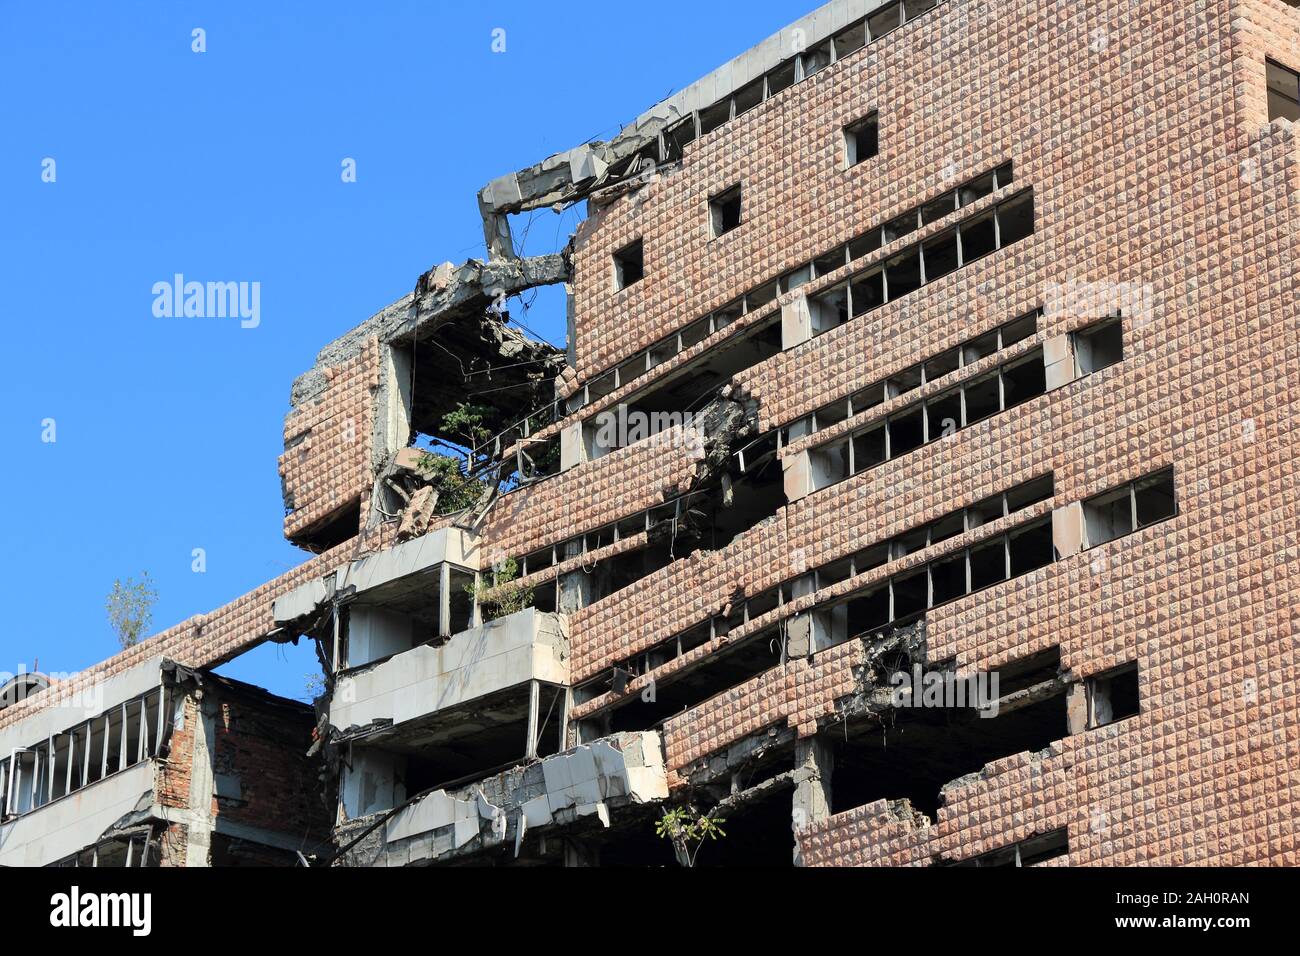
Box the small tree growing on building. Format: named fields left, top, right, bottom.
left=466, top=558, right=534, bottom=622
left=656, top=805, right=726, bottom=867
left=105, top=573, right=158, bottom=650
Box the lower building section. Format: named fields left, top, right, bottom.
left=0, top=659, right=331, bottom=867
left=334, top=731, right=668, bottom=866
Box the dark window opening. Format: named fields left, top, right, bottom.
left=1008, top=519, right=1054, bottom=576
left=997, top=191, right=1035, bottom=246
left=888, top=407, right=925, bottom=456
left=809, top=283, right=850, bottom=335
left=833, top=21, right=867, bottom=59
left=801, top=40, right=833, bottom=78
left=963, top=374, right=1001, bottom=424
left=960, top=211, right=997, bottom=262
left=891, top=570, right=928, bottom=619
left=767, top=59, right=797, bottom=96
left=1134, top=469, right=1177, bottom=528
left=1074, top=318, right=1123, bottom=375
left=853, top=424, right=887, bottom=472
left=1087, top=662, right=1140, bottom=729
left=922, top=229, right=960, bottom=282
left=832, top=691, right=1068, bottom=820
left=867, top=2, right=903, bottom=40
left=733, top=79, right=764, bottom=117
left=699, top=100, right=731, bottom=136
left=613, top=240, right=644, bottom=290
left=845, top=112, right=880, bottom=167
left=969, top=539, right=1008, bottom=591
left=885, top=248, right=922, bottom=299
left=710, top=185, right=743, bottom=237
left=930, top=554, right=968, bottom=604
left=850, top=268, right=885, bottom=316
left=1083, top=469, right=1175, bottom=549
left=1001, top=353, right=1047, bottom=408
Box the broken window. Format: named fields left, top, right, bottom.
left=662, top=115, right=697, bottom=163
left=958, top=171, right=996, bottom=207
left=747, top=279, right=779, bottom=310
left=888, top=406, right=925, bottom=456
left=1133, top=469, right=1177, bottom=527
left=810, top=440, right=850, bottom=490
left=1000, top=351, right=1047, bottom=408
left=954, top=829, right=1069, bottom=867
left=732, top=79, right=764, bottom=117
left=885, top=247, right=922, bottom=299
left=887, top=363, right=923, bottom=398
left=833, top=21, right=867, bottom=59
left=959, top=210, right=998, bottom=262
left=1074, top=317, right=1123, bottom=375
left=849, top=228, right=882, bottom=260
left=613, top=240, right=644, bottom=290
left=883, top=210, right=918, bottom=244
left=679, top=317, right=712, bottom=351
left=892, top=569, right=928, bottom=619
left=922, top=228, right=959, bottom=282
left=782, top=263, right=813, bottom=293
left=930, top=552, right=968, bottom=604
left=814, top=247, right=848, bottom=278
left=867, top=2, right=903, bottom=40
left=850, top=267, right=885, bottom=316
left=926, top=390, right=962, bottom=440
left=924, top=348, right=961, bottom=383
left=968, top=537, right=1009, bottom=593
left=699, top=99, right=732, bottom=136
left=1008, top=519, right=1054, bottom=575
left=963, top=372, right=1001, bottom=424
left=1086, top=662, right=1140, bottom=729
left=996, top=190, right=1035, bottom=246
left=921, top=191, right=957, bottom=224
left=852, top=424, right=887, bottom=472
left=766, top=59, right=797, bottom=96
left=3, top=688, right=168, bottom=819
left=1084, top=469, right=1176, bottom=548
left=1000, top=309, right=1038, bottom=347
left=801, top=40, right=833, bottom=78
left=1267, top=59, right=1300, bottom=122
left=967, top=491, right=1007, bottom=530
left=844, top=112, right=880, bottom=167
left=809, top=284, right=850, bottom=335
left=709, top=185, right=743, bottom=238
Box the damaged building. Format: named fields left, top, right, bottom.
left=4, top=0, right=1300, bottom=867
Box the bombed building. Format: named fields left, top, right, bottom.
left=3, top=0, right=1299, bottom=868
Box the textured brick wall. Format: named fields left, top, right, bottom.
left=557, top=0, right=1300, bottom=865
left=279, top=336, right=382, bottom=544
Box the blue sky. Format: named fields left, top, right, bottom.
left=0, top=1, right=806, bottom=701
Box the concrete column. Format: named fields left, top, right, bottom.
left=792, top=735, right=833, bottom=867
left=781, top=294, right=812, bottom=350
left=783, top=450, right=812, bottom=503
left=1044, top=333, right=1079, bottom=391
left=558, top=541, right=593, bottom=613
left=1066, top=682, right=1089, bottom=735
left=184, top=695, right=218, bottom=867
